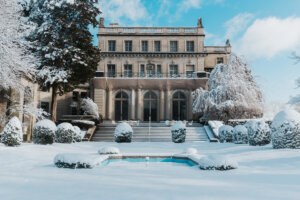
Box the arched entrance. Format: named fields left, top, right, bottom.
left=115, top=92, right=128, bottom=121
left=144, top=91, right=158, bottom=122
left=172, top=92, right=187, bottom=120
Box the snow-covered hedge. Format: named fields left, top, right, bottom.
left=55, top=123, right=74, bottom=143
left=81, top=98, right=99, bottom=119
left=271, top=110, right=300, bottom=149
left=72, top=126, right=82, bottom=142
left=218, top=125, right=233, bottom=143
left=245, top=120, right=271, bottom=146
left=198, top=155, right=238, bottom=170
left=208, top=120, right=223, bottom=137
left=171, top=121, right=186, bottom=143
left=232, top=125, right=248, bottom=144
left=98, top=147, right=120, bottom=155
left=1, top=117, right=23, bottom=146
left=33, top=119, right=56, bottom=144
left=114, top=122, right=133, bottom=143
left=54, top=153, right=104, bottom=169
left=182, top=148, right=198, bottom=155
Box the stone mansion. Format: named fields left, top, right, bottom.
left=91, top=18, right=231, bottom=122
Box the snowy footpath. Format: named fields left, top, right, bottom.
left=0, top=142, right=300, bottom=200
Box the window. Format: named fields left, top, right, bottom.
left=108, top=40, right=116, bottom=51
left=142, top=41, right=148, bottom=52
left=140, top=64, right=145, bottom=77
left=154, top=41, right=161, bottom=52
left=72, top=91, right=79, bottom=100
left=71, top=107, right=77, bottom=115
left=169, top=65, right=178, bottom=77
left=186, top=41, right=194, bottom=52
left=41, top=102, right=49, bottom=113
left=107, top=64, right=116, bottom=77
left=186, top=65, right=194, bottom=78
left=124, top=64, right=132, bottom=77
left=170, top=41, right=178, bottom=52
left=157, top=65, right=162, bottom=77
left=217, top=57, right=224, bottom=64
left=80, top=92, right=88, bottom=98
left=125, top=40, right=132, bottom=52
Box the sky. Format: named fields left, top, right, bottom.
left=91, top=0, right=300, bottom=105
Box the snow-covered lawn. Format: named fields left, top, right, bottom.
left=0, top=142, right=300, bottom=200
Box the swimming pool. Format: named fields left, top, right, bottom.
left=101, top=157, right=197, bottom=167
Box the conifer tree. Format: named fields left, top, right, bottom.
left=26, top=0, right=101, bottom=122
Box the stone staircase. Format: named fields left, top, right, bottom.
left=92, top=123, right=209, bottom=142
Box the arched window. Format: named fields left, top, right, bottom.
left=144, top=91, right=158, bottom=121
left=172, top=92, right=187, bottom=120
left=115, top=92, right=128, bottom=121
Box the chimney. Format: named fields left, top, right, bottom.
left=100, top=17, right=105, bottom=27
left=197, top=18, right=203, bottom=28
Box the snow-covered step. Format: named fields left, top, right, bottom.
left=92, top=124, right=209, bottom=142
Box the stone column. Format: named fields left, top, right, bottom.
left=106, top=89, right=113, bottom=120
left=131, top=89, right=135, bottom=120
left=159, top=90, right=165, bottom=121
left=188, top=90, right=193, bottom=120
left=136, top=89, right=142, bottom=121
left=165, top=89, right=171, bottom=120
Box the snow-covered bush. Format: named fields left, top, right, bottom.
left=245, top=120, right=271, bottom=146
left=183, top=148, right=198, bottom=155
left=81, top=98, right=99, bottom=119
left=72, top=126, right=82, bottom=142
left=55, top=123, right=74, bottom=143
left=218, top=125, right=233, bottom=143
left=193, top=53, right=263, bottom=122
left=98, top=147, right=120, bottom=155
left=171, top=121, right=186, bottom=143
left=271, top=110, right=300, bottom=149
left=54, top=153, right=103, bottom=169
left=33, top=119, right=56, bottom=144
left=1, top=117, right=23, bottom=146
left=114, top=122, right=133, bottom=143
left=232, top=125, right=248, bottom=144
left=198, top=155, right=238, bottom=170
left=208, top=120, right=224, bottom=137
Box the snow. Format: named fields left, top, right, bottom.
left=171, top=121, right=186, bottom=143
left=98, top=146, right=120, bottom=155
left=1, top=142, right=300, bottom=200
left=54, top=153, right=107, bottom=169
left=197, top=155, right=238, bottom=170
left=208, top=120, right=223, bottom=136
left=182, top=148, right=198, bottom=155
left=71, top=120, right=95, bottom=126
left=1, top=116, right=23, bottom=146
left=114, top=122, right=133, bottom=137
left=170, top=121, right=186, bottom=131
left=80, top=98, right=99, bottom=119
left=271, top=109, right=300, bottom=129
left=55, top=122, right=74, bottom=143
left=34, top=119, right=57, bottom=132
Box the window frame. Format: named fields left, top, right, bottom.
left=142, top=40, right=148, bottom=52
left=154, top=41, right=161, bottom=52
left=170, top=41, right=178, bottom=52
left=125, top=40, right=132, bottom=52
left=108, top=40, right=116, bottom=52
left=186, top=41, right=195, bottom=52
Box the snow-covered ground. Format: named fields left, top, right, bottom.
left=0, top=142, right=300, bottom=200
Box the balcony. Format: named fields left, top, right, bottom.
left=95, top=72, right=209, bottom=79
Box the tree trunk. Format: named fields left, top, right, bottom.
left=51, top=86, right=58, bottom=122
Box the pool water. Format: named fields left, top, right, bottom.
left=101, top=158, right=197, bottom=167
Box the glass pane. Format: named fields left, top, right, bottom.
left=144, top=100, right=150, bottom=121
left=115, top=101, right=121, bottom=121
left=173, top=101, right=179, bottom=120
left=122, top=100, right=128, bottom=120
left=151, top=100, right=157, bottom=121
left=180, top=101, right=187, bottom=120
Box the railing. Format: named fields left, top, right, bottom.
left=204, top=46, right=227, bottom=52
left=101, top=27, right=201, bottom=34
left=97, top=72, right=209, bottom=78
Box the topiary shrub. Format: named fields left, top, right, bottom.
left=198, top=155, right=238, bottom=170
left=232, top=125, right=248, bottom=144
left=245, top=120, right=270, bottom=146
left=98, top=146, right=120, bottom=155
left=114, top=122, right=132, bottom=143
left=218, top=125, right=233, bottom=143
left=171, top=121, right=186, bottom=143
left=271, top=109, right=300, bottom=149
left=55, top=123, right=74, bottom=143
left=33, top=119, right=56, bottom=144
left=1, top=117, right=23, bottom=146
left=72, top=126, right=82, bottom=142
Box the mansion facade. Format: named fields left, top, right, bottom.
left=92, top=18, right=231, bottom=122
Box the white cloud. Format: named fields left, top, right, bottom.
left=100, top=0, right=149, bottom=25
left=180, top=0, right=203, bottom=11
left=235, top=17, right=300, bottom=59
left=224, top=13, right=254, bottom=40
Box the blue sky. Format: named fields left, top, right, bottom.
left=91, top=0, right=300, bottom=104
